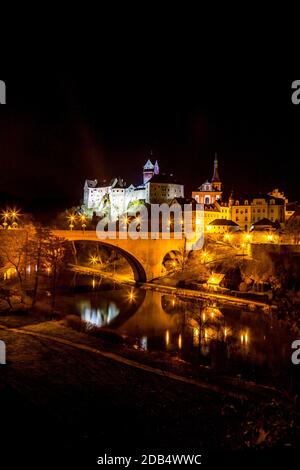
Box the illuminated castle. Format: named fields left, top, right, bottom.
left=83, top=157, right=183, bottom=220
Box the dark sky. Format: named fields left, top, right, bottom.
left=0, top=68, right=299, bottom=213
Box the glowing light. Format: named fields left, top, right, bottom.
left=241, top=331, right=249, bottom=345
left=224, top=327, right=227, bottom=339
left=245, top=332, right=249, bottom=345
left=140, top=336, right=148, bottom=351
left=172, top=261, right=176, bottom=268
left=202, top=313, right=206, bottom=322
left=4, top=208, right=21, bottom=222
left=178, top=334, right=182, bottom=350
left=267, top=234, right=274, bottom=242
left=193, top=328, right=200, bottom=346
left=92, top=279, right=95, bottom=289
left=224, top=234, right=231, bottom=241
left=172, top=298, right=176, bottom=307
left=165, top=330, right=170, bottom=346
left=245, top=234, right=251, bottom=242
left=128, top=288, right=136, bottom=302
left=211, top=311, right=214, bottom=319
left=206, top=225, right=212, bottom=231
left=4, top=267, right=16, bottom=280
left=89, top=256, right=98, bottom=265
left=67, top=213, right=77, bottom=229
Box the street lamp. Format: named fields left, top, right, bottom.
left=1, top=210, right=9, bottom=229
left=68, top=214, right=76, bottom=230
left=80, top=214, right=87, bottom=232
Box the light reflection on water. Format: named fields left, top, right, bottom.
left=73, top=287, right=293, bottom=387
left=79, top=300, right=120, bottom=327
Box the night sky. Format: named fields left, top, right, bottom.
left=0, top=68, right=299, bottom=213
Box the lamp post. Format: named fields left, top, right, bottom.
left=80, top=214, right=87, bottom=232
left=68, top=215, right=76, bottom=231
left=2, top=211, right=9, bottom=229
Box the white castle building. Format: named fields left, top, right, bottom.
left=83, top=158, right=184, bottom=220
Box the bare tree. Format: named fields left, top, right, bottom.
left=285, top=218, right=300, bottom=244
left=43, top=235, right=66, bottom=312
left=29, top=227, right=52, bottom=308
left=0, top=230, right=30, bottom=302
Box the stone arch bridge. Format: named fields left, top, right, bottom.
left=53, top=230, right=188, bottom=283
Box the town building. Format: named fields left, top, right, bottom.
left=207, top=219, right=239, bottom=234
left=229, top=194, right=285, bottom=231
left=192, top=155, right=222, bottom=204
left=146, top=174, right=184, bottom=204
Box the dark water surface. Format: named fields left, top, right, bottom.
left=55, top=279, right=296, bottom=389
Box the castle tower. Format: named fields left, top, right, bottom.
left=143, top=159, right=155, bottom=184
left=154, top=160, right=159, bottom=175
left=211, top=153, right=222, bottom=192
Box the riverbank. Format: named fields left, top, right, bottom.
left=0, top=319, right=299, bottom=466
left=69, top=264, right=273, bottom=312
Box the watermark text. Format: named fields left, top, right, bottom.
left=291, top=80, right=300, bottom=105
left=0, top=80, right=6, bottom=104
left=0, top=340, right=6, bottom=364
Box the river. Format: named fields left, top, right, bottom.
left=55, top=279, right=296, bottom=390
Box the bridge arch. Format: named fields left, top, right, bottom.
left=53, top=230, right=186, bottom=283
left=94, top=241, right=147, bottom=283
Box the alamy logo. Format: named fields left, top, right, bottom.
left=0, top=340, right=6, bottom=364
left=96, top=203, right=205, bottom=250
left=291, top=80, right=300, bottom=105
left=0, top=80, right=6, bottom=104
left=291, top=340, right=300, bottom=365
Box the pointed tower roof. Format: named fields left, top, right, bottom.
left=212, top=153, right=221, bottom=183
left=154, top=160, right=159, bottom=175
left=143, top=159, right=154, bottom=170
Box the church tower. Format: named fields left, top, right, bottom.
left=211, top=154, right=222, bottom=192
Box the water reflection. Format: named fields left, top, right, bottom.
left=80, top=299, right=120, bottom=327
left=73, top=287, right=293, bottom=387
